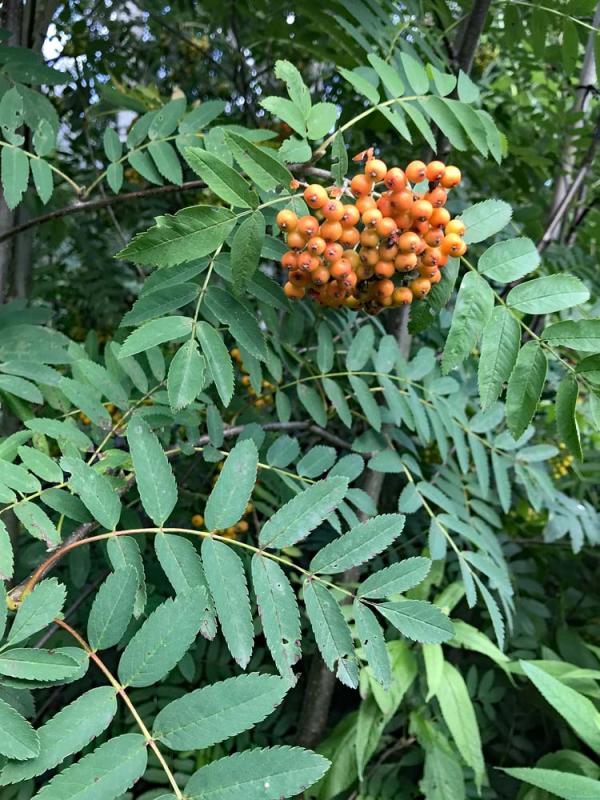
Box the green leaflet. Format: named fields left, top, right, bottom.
left=6, top=578, right=66, bottom=647
left=322, top=377, right=352, bottom=427
left=459, top=199, right=512, bottom=244
left=354, top=600, right=391, bottom=689
left=185, top=746, right=330, bottom=800
left=25, top=418, right=92, bottom=450
left=0, top=696, right=39, bottom=760
left=376, top=600, right=454, bottom=644
left=542, top=319, right=600, bottom=351
left=14, top=503, right=60, bottom=547
left=506, top=275, right=589, bottom=314
left=127, top=415, right=177, bottom=526
left=251, top=555, right=301, bottom=683
left=0, top=374, right=43, bottom=403
left=500, top=768, right=600, bottom=800
left=556, top=375, right=583, bottom=460
left=118, top=587, right=206, bottom=687
left=117, top=205, right=237, bottom=267
left=184, top=147, right=258, bottom=208
left=17, top=446, right=63, bottom=484
left=258, top=477, right=349, bottom=549
left=196, top=321, right=235, bottom=406
left=107, top=536, right=146, bottom=618
left=155, top=533, right=216, bottom=640
left=224, top=131, right=292, bottom=191
left=148, top=140, right=182, bottom=184
left=297, top=382, right=327, bottom=426
left=436, top=661, right=486, bottom=789
left=0, top=521, right=13, bottom=580
left=478, top=237, right=540, bottom=283
left=119, top=316, right=193, bottom=359
left=204, top=286, right=267, bottom=361
left=0, top=649, right=81, bottom=681
left=442, top=272, right=494, bottom=374
left=30, top=733, right=147, bottom=800
left=310, top=513, right=405, bottom=574
left=303, top=580, right=358, bottom=688
left=1, top=146, right=29, bottom=209
left=478, top=307, right=520, bottom=410
left=367, top=52, right=404, bottom=97
left=121, top=283, right=198, bottom=328
left=358, top=557, right=432, bottom=599
left=505, top=341, right=547, bottom=439
left=346, top=325, right=374, bottom=371
left=153, top=673, right=287, bottom=750
left=167, top=340, right=206, bottom=411
left=204, top=439, right=258, bottom=530
left=202, top=538, right=254, bottom=668
left=349, top=375, right=381, bottom=431
left=87, top=568, right=137, bottom=651
left=0, top=687, right=117, bottom=784
left=0, top=461, right=39, bottom=494
left=60, top=457, right=121, bottom=531
left=230, top=210, right=265, bottom=296
left=297, top=445, right=336, bottom=478
left=521, top=661, right=600, bottom=754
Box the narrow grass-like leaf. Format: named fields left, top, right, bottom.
left=500, top=768, right=600, bottom=799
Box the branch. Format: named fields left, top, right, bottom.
left=454, top=0, right=492, bottom=74
left=0, top=180, right=208, bottom=244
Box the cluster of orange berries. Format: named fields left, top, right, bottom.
left=230, top=348, right=277, bottom=408
left=191, top=502, right=253, bottom=539
left=276, top=155, right=467, bottom=314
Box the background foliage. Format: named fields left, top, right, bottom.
left=0, top=1, right=600, bottom=799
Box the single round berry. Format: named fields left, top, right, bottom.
left=441, top=166, right=461, bottom=188
left=284, top=281, right=305, bottom=298
left=297, top=215, right=320, bottom=237
left=303, top=184, right=329, bottom=209
left=409, top=277, right=431, bottom=298
left=276, top=209, right=298, bottom=230
left=341, top=204, right=361, bottom=226
left=398, top=231, right=421, bottom=253
left=339, top=227, right=360, bottom=247
left=392, top=287, right=413, bottom=305
left=364, top=158, right=387, bottom=181
left=350, top=173, right=374, bottom=197
left=307, top=236, right=326, bottom=255
left=411, top=199, right=433, bottom=222
left=375, top=216, right=397, bottom=238
left=440, top=233, right=463, bottom=256
left=426, top=160, right=445, bottom=182
left=322, top=199, right=345, bottom=221
left=445, top=219, right=466, bottom=236
left=384, top=167, right=406, bottom=191
left=324, top=242, right=344, bottom=262
left=320, top=220, right=343, bottom=241
left=424, top=187, right=447, bottom=208
left=405, top=160, right=427, bottom=183
left=430, top=207, right=451, bottom=228
left=281, top=251, right=298, bottom=269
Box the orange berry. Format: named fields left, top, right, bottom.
left=409, top=277, right=431, bottom=298
left=341, top=270, right=357, bottom=289
left=324, top=242, right=344, bottom=262
left=390, top=189, right=413, bottom=211
left=429, top=269, right=442, bottom=284
left=376, top=278, right=395, bottom=297
left=424, top=187, right=447, bottom=208
left=322, top=199, right=345, bottom=221
left=375, top=260, right=395, bottom=278
left=356, top=195, right=377, bottom=214
left=418, top=263, right=439, bottom=279
left=375, top=217, right=397, bottom=238
left=312, top=267, right=330, bottom=285
left=350, top=173, right=374, bottom=197
left=422, top=247, right=442, bottom=267
left=339, top=227, right=360, bottom=248
left=330, top=258, right=352, bottom=278
left=276, top=209, right=298, bottom=230
left=398, top=231, right=421, bottom=253
left=384, top=167, right=406, bottom=191
left=379, top=242, right=398, bottom=260
left=359, top=247, right=379, bottom=266
left=297, top=215, right=320, bottom=237
left=364, top=158, right=387, bottom=181
left=307, top=236, right=326, bottom=255
left=392, top=287, right=413, bottom=305
left=297, top=252, right=313, bottom=272
left=445, top=219, right=466, bottom=236
left=394, top=212, right=412, bottom=231
left=360, top=229, right=380, bottom=248
left=284, top=281, right=305, bottom=298
left=289, top=270, right=310, bottom=286
left=320, top=221, right=343, bottom=241
left=303, top=184, right=329, bottom=209
left=426, top=160, right=445, bottom=182
left=441, top=166, right=461, bottom=188
left=394, top=252, right=418, bottom=272
left=362, top=208, right=383, bottom=227
left=440, top=233, right=463, bottom=256
left=411, top=199, right=433, bottom=222
left=341, top=204, right=361, bottom=226
left=430, top=207, right=451, bottom=228
left=425, top=228, right=444, bottom=247
left=191, top=514, right=205, bottom=528
left=455, top=241, right=467, bottom=256
left=405, top=160, right=427, bottom=183
left=343, top=249, right=361, bottom=269
left=286, top=231, right=307, bottom=250
left=281, top=251, right=298, bottom=269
